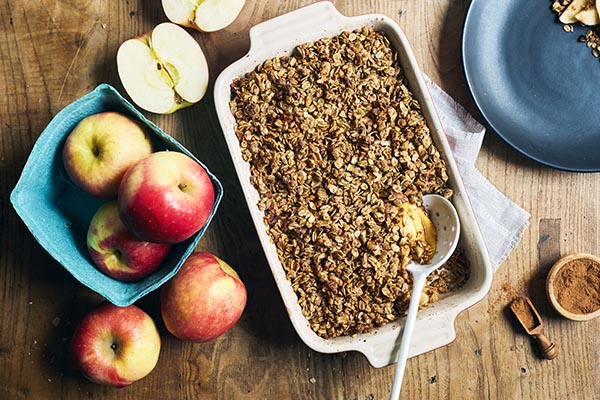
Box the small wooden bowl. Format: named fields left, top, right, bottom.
left=546, top=253, right=600, bottom=321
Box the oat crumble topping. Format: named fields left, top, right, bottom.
left=229, top=27, right=469, bottom=338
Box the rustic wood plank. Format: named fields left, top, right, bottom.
left=1, top=1, right=600, bottom=399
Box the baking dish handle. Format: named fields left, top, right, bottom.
left=248, top=1, right=348, bottom=50
left=360, top=313, right=458, bottom=368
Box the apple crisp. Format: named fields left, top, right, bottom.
left=229, top=27, right=469, bottom=338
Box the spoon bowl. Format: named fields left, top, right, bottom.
left=389, top=194, right=460, bottom=400
left=410, top=194, right=461, bottom=272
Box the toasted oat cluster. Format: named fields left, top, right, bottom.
left=229, top=27, right=469, bottom=338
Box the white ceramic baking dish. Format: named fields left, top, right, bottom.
left=214, top=1, right=493, bottom=368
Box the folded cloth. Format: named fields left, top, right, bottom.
left=424, top=75, right=530, bottom=271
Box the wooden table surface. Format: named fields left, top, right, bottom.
left=2, top=0, right=599, bottom=399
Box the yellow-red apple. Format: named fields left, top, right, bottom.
left=160, top=252, right=247, bottom=342
left=87, top=201, right=171, bottom=282
left=70, top=302, right=161, bottom=387
left=62, top=112, right=153, bottom=198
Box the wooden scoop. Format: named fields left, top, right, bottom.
left=509, top=296, right=558, bottom=360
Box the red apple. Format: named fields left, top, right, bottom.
left=87, top=201, right=171, bottom=282
left=70, top=302, right=161, bottom=387
left=62, top=111, right=153, bottom=198
left=118, top=151, right=215, bottom=244
left=160, top=252, right=247, bottom=342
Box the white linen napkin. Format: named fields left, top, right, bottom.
left=424, top=75, right=530, bottom=271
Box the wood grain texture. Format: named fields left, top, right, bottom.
left=1, top=1, right=599, bottom=399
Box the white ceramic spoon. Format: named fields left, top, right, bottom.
left=389, top=194, right=460, bottom=400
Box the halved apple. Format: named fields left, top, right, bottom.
left=162, top=0, right=246, bottom=32
left=116, top=23, right=209, bottom=114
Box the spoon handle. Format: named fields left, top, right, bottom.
left=535, top=333, right=559, bottom=360
left=389, top=273, right=428, bottom=400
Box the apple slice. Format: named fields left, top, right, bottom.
left=398, top=202, right=437, bottom=264
left=576, top=6, right=600, bottom=25
left=560, top=0, right=593, bottom=24
left=162, top=0, right=246, bottom=32
left=116, top=22, right=209, bottom=114
left=415, top=206, right=437, bottom=253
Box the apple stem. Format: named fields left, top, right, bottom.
left=178, top=182, right=187, bottom=192
left=110, top=340, right=121, bottom=356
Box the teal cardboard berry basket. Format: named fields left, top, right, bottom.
left=10, top=84, right=223, bottom=306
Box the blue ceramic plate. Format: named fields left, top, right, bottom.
left=463, top=0, right=600, bottom=172
left=10, top=84, right=223, bottom=306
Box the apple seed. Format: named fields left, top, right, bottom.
left=174, top=92, right=184, bottom=104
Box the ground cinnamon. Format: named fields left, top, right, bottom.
left=511, top=297, right=538, bottom=331
left=552, top=258, right=600, bottom=315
